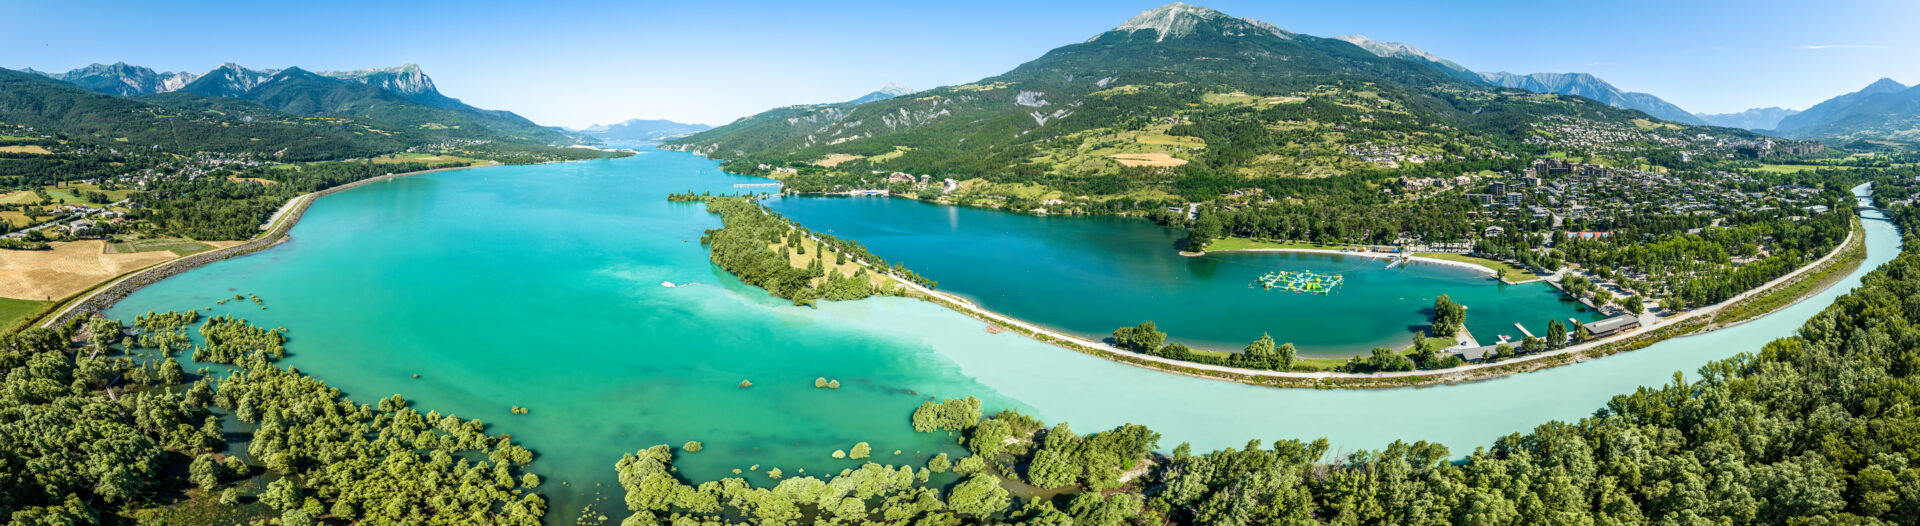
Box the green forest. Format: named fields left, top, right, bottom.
left=691, top=195, right=933, bottom=306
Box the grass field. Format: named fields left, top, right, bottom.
left=1204, top=237, right=1365, bottom=252
left=868, top=146, right=913, bottom=163
left=813, top=153, right=863, bottom=167
left=17, top=183, right=136, bottom=205
left=0, top=297, right=51, bottom=333
left=770, top=236, right=891, bottom=289
left=1748, top=164, right=1820, bottom=174
left=0, top=190, right=41, bottom=205
left=108, top=238, right=216, bottom=256
left=1412, top=252, right=1540, bottom=282
left=0, top=210, right=28, bottom=228
left=0, top=145, right=52, bottom=154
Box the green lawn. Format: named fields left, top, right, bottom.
left=1413, top=252, right=1540, bottom=282
left=0, top=190, right=41, bottom=205
left=0, top=297, right=52, bottom=333
left=110, top=238, right=216, bottom=256
left=1749, top=164, right=1820, bottom=174
left=1204, top=237, right=1365, bottom=252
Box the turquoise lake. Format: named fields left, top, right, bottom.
left=765, top=195, right=1605, bottom=356
left=106, top=147, right=1893, bottom=523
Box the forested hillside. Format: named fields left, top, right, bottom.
left=0, top=69, right=413, bottom=162
left=664, top=3, right=1768, bottom=219
left=0, top=65, right=619, bottom=241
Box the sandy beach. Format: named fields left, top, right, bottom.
left=1202, top=247, right=1501, bottom=278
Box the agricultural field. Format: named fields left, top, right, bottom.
left=45, top=183, right=135, bottom=204
left=0, top=145, right=52, bottom=154
left=1032, top=124, right=1205, bottom=173
left=0, top=190, right=42, bottom=205
left=1201, top=90, right=1306, bottom=107
left=0, top=240, right=175, bottom=301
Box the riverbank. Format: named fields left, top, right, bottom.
left=28, top=163, right=497, bottom=330
left=850, top=213, right=1869, bottom=388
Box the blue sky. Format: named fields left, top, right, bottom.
left=6, top=0, right=1917, bottom=128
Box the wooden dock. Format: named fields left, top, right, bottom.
left=1513, top=323, right=1536, bottom=339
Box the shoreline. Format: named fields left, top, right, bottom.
left=870, top=217, right=1865, bottom=388
left=1191, top=247, right=1502, bottom=278
left=33, top=162, right=499, bottom=329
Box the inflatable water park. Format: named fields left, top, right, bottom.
left=1256, top=270, right=1344, bottom=294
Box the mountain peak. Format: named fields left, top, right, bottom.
left=320, top=64, right=438, bottom=96
left=1865, top=77, right=1906, bottom=92
left=846, top=82, right=917, bottom=105
left=1107, top=3, right=1285, bottom=42
left=877, top=81, right=914, bottom=96
left=1336, top=34, right=1469, bottom=73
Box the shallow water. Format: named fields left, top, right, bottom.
left=107, top=148, right=1889, bottom=523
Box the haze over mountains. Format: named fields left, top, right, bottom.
left=574, top=119, right=711, bottom=141
left=1325, top=37, right=1795, bottom=131
left=1315, top=32, right=1920, bottom=143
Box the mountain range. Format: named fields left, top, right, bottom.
left=1767, top=78, right=1920, bottom=143
left=1693, top=106, right=1802, bottom=131
left=1475, top=71, right=1703, bottom=125
left=0, top=67, right=419, bottom=161
left=1328, top=36, right=1822, bottom=133
left=575, top=119, right=712, bottom=142
left=22, top=62, right=198, bottom=96
left=665, top=2, right=1764, bottom=201
left=21, top=62, right=572, bottom=145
